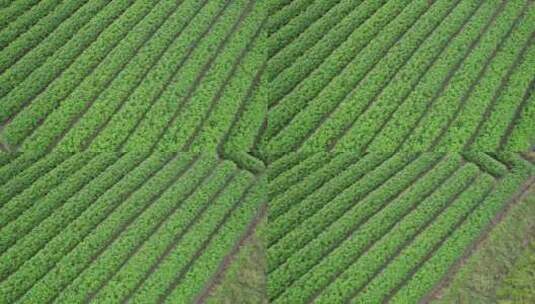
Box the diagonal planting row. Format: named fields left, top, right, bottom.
left=267, top=150, right=534, bottom=303
left=0, top=151, right=265, bottom=303
left=262, top=0, right=535, bottom=161
left=0, top=0, right=266, bottom=155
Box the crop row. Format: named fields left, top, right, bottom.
left=0, top=0, right=61, bottom=50
left=0, top=0, right=265, bottom=155
left=268, top=0, right=348, bottom=58
left=266, top=0, right=390, bottom=110
left=263, top=0, right=425, bottom=159
left=332, top=167, right=494, bottom=303
left=274, top=155, right=468, bottom=303
left=0, top=151, right=264, bottom=303
left=297, top=0, right=464, bottom=152
left=28, top=157, right=230, bottom=303
left=400, top=0, right=532, bottom=152
left=468, top=39, right=535, bottom=151
left=268, top=151, right=533, bottom=303
left=365, top=0, right=503, bottom=154
left=267, top=0, right=315, bottom=36
left=0, top=0, right=111, bottom=117
left=2, top=0, right=164, bottom=148
left=266, top=0, right=373, bottom=82
left=268, top=153, right=440, bottom=299
left=268, top=152, right=386, bottom=243
left=431, top=4, right=535, bottom=151
left=147, top=1, right=264, bottom=153
left=0, top=150, right=70, bottom=208
left=332, top=0, right=498, bottom=152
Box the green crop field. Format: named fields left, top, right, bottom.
left=260, top=0, right=535, bottom=161
left=0, top=0, right=266, bottom=155
left=1, top=0, right=534, bottom=303
left=267, top=151, right=534, bottom=303
left=0, top=151, right=265, bottom=303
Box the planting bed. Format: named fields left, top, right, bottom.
left=0, top=151, right=265, bottom=303
left=0, top=0, right=266, bottom=155
left=261, top=0, right=535, bottom=161
left=267, top=151, right=534, bottom=303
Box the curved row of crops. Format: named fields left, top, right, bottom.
left=260, top=0, right=535, bottom=162
left=0, top=0, right=266, bottom=155
left=0, top=151, right=265, bottom=303
left=267, top=151, right=534, bottom=303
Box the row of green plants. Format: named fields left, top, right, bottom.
left=268, top=153, right=438, bottom=300
left=266, top=0, right=374, bottom=82
left=366, top=0, right=501, bottom=154
left=281, top=156, right=468, bottom=301
left=0, top=0, right=113, bottom=119
left=7, top=0, right=186, bottom=152
left=0, top=0, right=60, bottom=50
left=334, top=0, right=488, bottom=152
left=264, top=0, right=421, bottom=160
left=299, top=0, right=463, bottom=152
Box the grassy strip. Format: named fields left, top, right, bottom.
left=278, top=155, right=465, bottom=303
left=204, top=219, right=267, bottom=304
left=86, top=0, right=238, bottom=151
left=401, top=0, right=529, bottom=152
left=3, top=0, right=154, bottom=149
left=0, top=150, right=69, bottom=208
left=302, top=0, right=459, bottom=152
left=496, top=239, right=535, bottom=303
left=55, top=0, right=210, bottom=152
left=435, top=4, right=535, bottom=150
left=367, top=0, right=501, bottom=154
left=268, top=153, right=439, bottom=300
left=428, top=181, right=534, bottom=303
left=266, top=0, right=425, bottom=158
left=0, top=152, right=152, bottom=303
left=0, top=0, right=60, bottom=50
left=386, top=160, right=532, bottom=303
left=32, top=157, right=224, bottom=303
